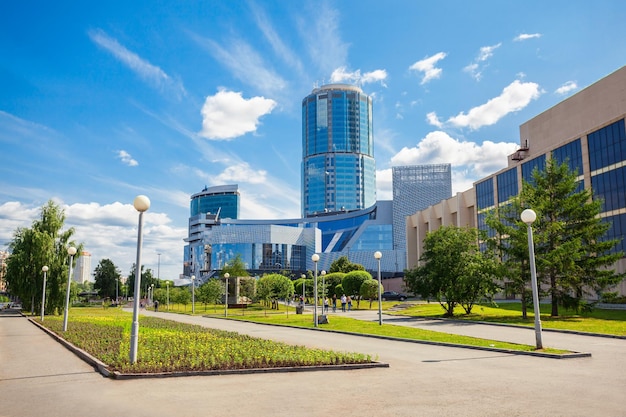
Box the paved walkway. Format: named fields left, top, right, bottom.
left=2, top=307, right=625, bottom=416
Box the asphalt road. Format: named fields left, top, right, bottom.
left=1, top=307, right=625, bottom=417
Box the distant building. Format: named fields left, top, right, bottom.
left=74, top=251, right=91, bottom=284
left=301, top=84, right=376, bottom=217
left=392, top=164, right=452, bottom=258
left=406, top=66, right=626, bottom=296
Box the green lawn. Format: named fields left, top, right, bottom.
left=391, top=301, right=626, bottom=336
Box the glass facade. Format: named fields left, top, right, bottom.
left=190, top=185, right=239, bottom=219
left=553, top=138, right=583, bottom=176
left=588, top=119, right=626, bottom=171
left=392, top=165, right=452, bottom=251
left=521, top=155, right=546, bottom=184
left=496, top=168, right=518, bottom=204
left=476, top=178, right=494, bottom=210
left=302, top=84, right=376, bottom=217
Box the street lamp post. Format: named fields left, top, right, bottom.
left=374, top=251, right=383, bottom=325
left=41, top=266, right=48, bottom=321
left=166, top=281, right=169, bottom=311
left=321, top=270, right=326, bottom=313
left=224, top=272, right=230, bottom=317
left=62, top=246, right=77, bottom=332
left=191, top=275, right=196, bottom=314
left=311, top=254, right=319, bottom=327
left=301, top=274, right=306, bottom=307
left=521, top=208, right=543, bottom=350
left=130, top=195, right=150, bottom=364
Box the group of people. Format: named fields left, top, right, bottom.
left=298, top=293, right=354, bottom=312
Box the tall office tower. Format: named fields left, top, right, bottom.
left=392, top=164, right=452, bottom=251
left=74, top=251, right=92, bottom=283
left=302, top=84, right=376, bottom=217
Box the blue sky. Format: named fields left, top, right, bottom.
left=1, top=0, right=625, bottom=281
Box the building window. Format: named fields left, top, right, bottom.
left=497, top=168, right=518, bottom=204
left=588, top=118, right=626, bottom=171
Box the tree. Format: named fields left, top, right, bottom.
left=360, top=279, right=383, bottom=309
left=5, top=201, right=82, bottom=315
left=257, top=273, right=294, bottom=311
left=197, top=279, right=224, bottom=311
left=404, top=226, right=500, bottom=317
left=223, top=254, right=249, bottom=277
left=521, top=158, right=624, bottom=316
left=329, top=256, right=364, bottom=273
left=126, top=264, right=156, bottom=298
left=93, top=259, right=121, bottom=300
left=322, top=272, right=344, bottom=298
left=342, top=270, right=372, bottom=307
left=486, top=198, right=534, bottom=318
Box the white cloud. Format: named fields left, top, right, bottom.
left=88, top=29, right=186, bottom=99
left=375, top=168, right=393, bottom=200
left=409, top=52, right=447, bottom=84
left=199, top=89, right=277, bottom=140
left=299, top=2, right=348, bottom=77
left=330, top=67, right=388, bottom=86
left=464, top=43, right=501, bottom=81
left=446, top=80, right=541, bottom=129
left=117, top=150, right=138, bottom=166
left=197, top=36, right=288, bottom=98
left=514, top=33, right=542, bottom=41
left=213, top=162, right=267, bottom=184
left=426, top=111, right=443, bottom=128
left=390, top=131, right=519, bottom=193
left=0, top=200, right=186, bottom=280
left=555, top=80, right=578, bottom=95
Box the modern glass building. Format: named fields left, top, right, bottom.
left=407, top=66, right=626, bottom=296
left=190, top=184, right=239, bottom=219
left=392, top=164, right=452, bottom=255
left=301, top=84, right=376, bottom=217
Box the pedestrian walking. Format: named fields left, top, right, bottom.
left=341, top=294, right=347, bottom=312
left=332, top=294, right=337, bottom=312
left=324, top=297, right=329, bottom=312
left=347, top=296, right=352, bottom=311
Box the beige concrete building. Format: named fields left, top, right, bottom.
left=407, top=66, right=626, bottom=296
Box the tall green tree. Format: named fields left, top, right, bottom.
left=404, top=226, right=499, bottom=317
left=5, top=201, right=81, bottom=315
left=329, top=256, right=365, bottom=273
left=126, top=264, right=156, bottom=298
left=93, top=259, right=121, bottom=300
left=486, top=198, right=534, bottom=318
left=521, top=158, right=624, bottom=316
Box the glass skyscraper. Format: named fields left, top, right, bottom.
left=301, top=84, right=376, bottom=217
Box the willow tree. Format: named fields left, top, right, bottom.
left=6, top=201, right=81, bottom=315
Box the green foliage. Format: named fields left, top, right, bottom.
left=404, top=226, right=500, bottom=317
left=321, top=272, right=344, bottom=297
left=223, top=254, right=249, bottom=277
left=360, top=279, right=383, bottom=308
left=38, top=308, right=373, bottom=373
left=257, top=274, right=294, bottom=309
left=93, top=259, right=121, bottom=300
left=196, top=279, right=224, bottom=310
left=5, top=200, right=82, bottom=315
left=329, top=256, right=365, bottom=273
left=126, top=264, right=156, bottom=298
left=342, top=270, right=372, bottom=307
left=521, top=158, right=624, bottom=316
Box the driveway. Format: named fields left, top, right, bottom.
left=1, top=307, right=625, bottom=416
